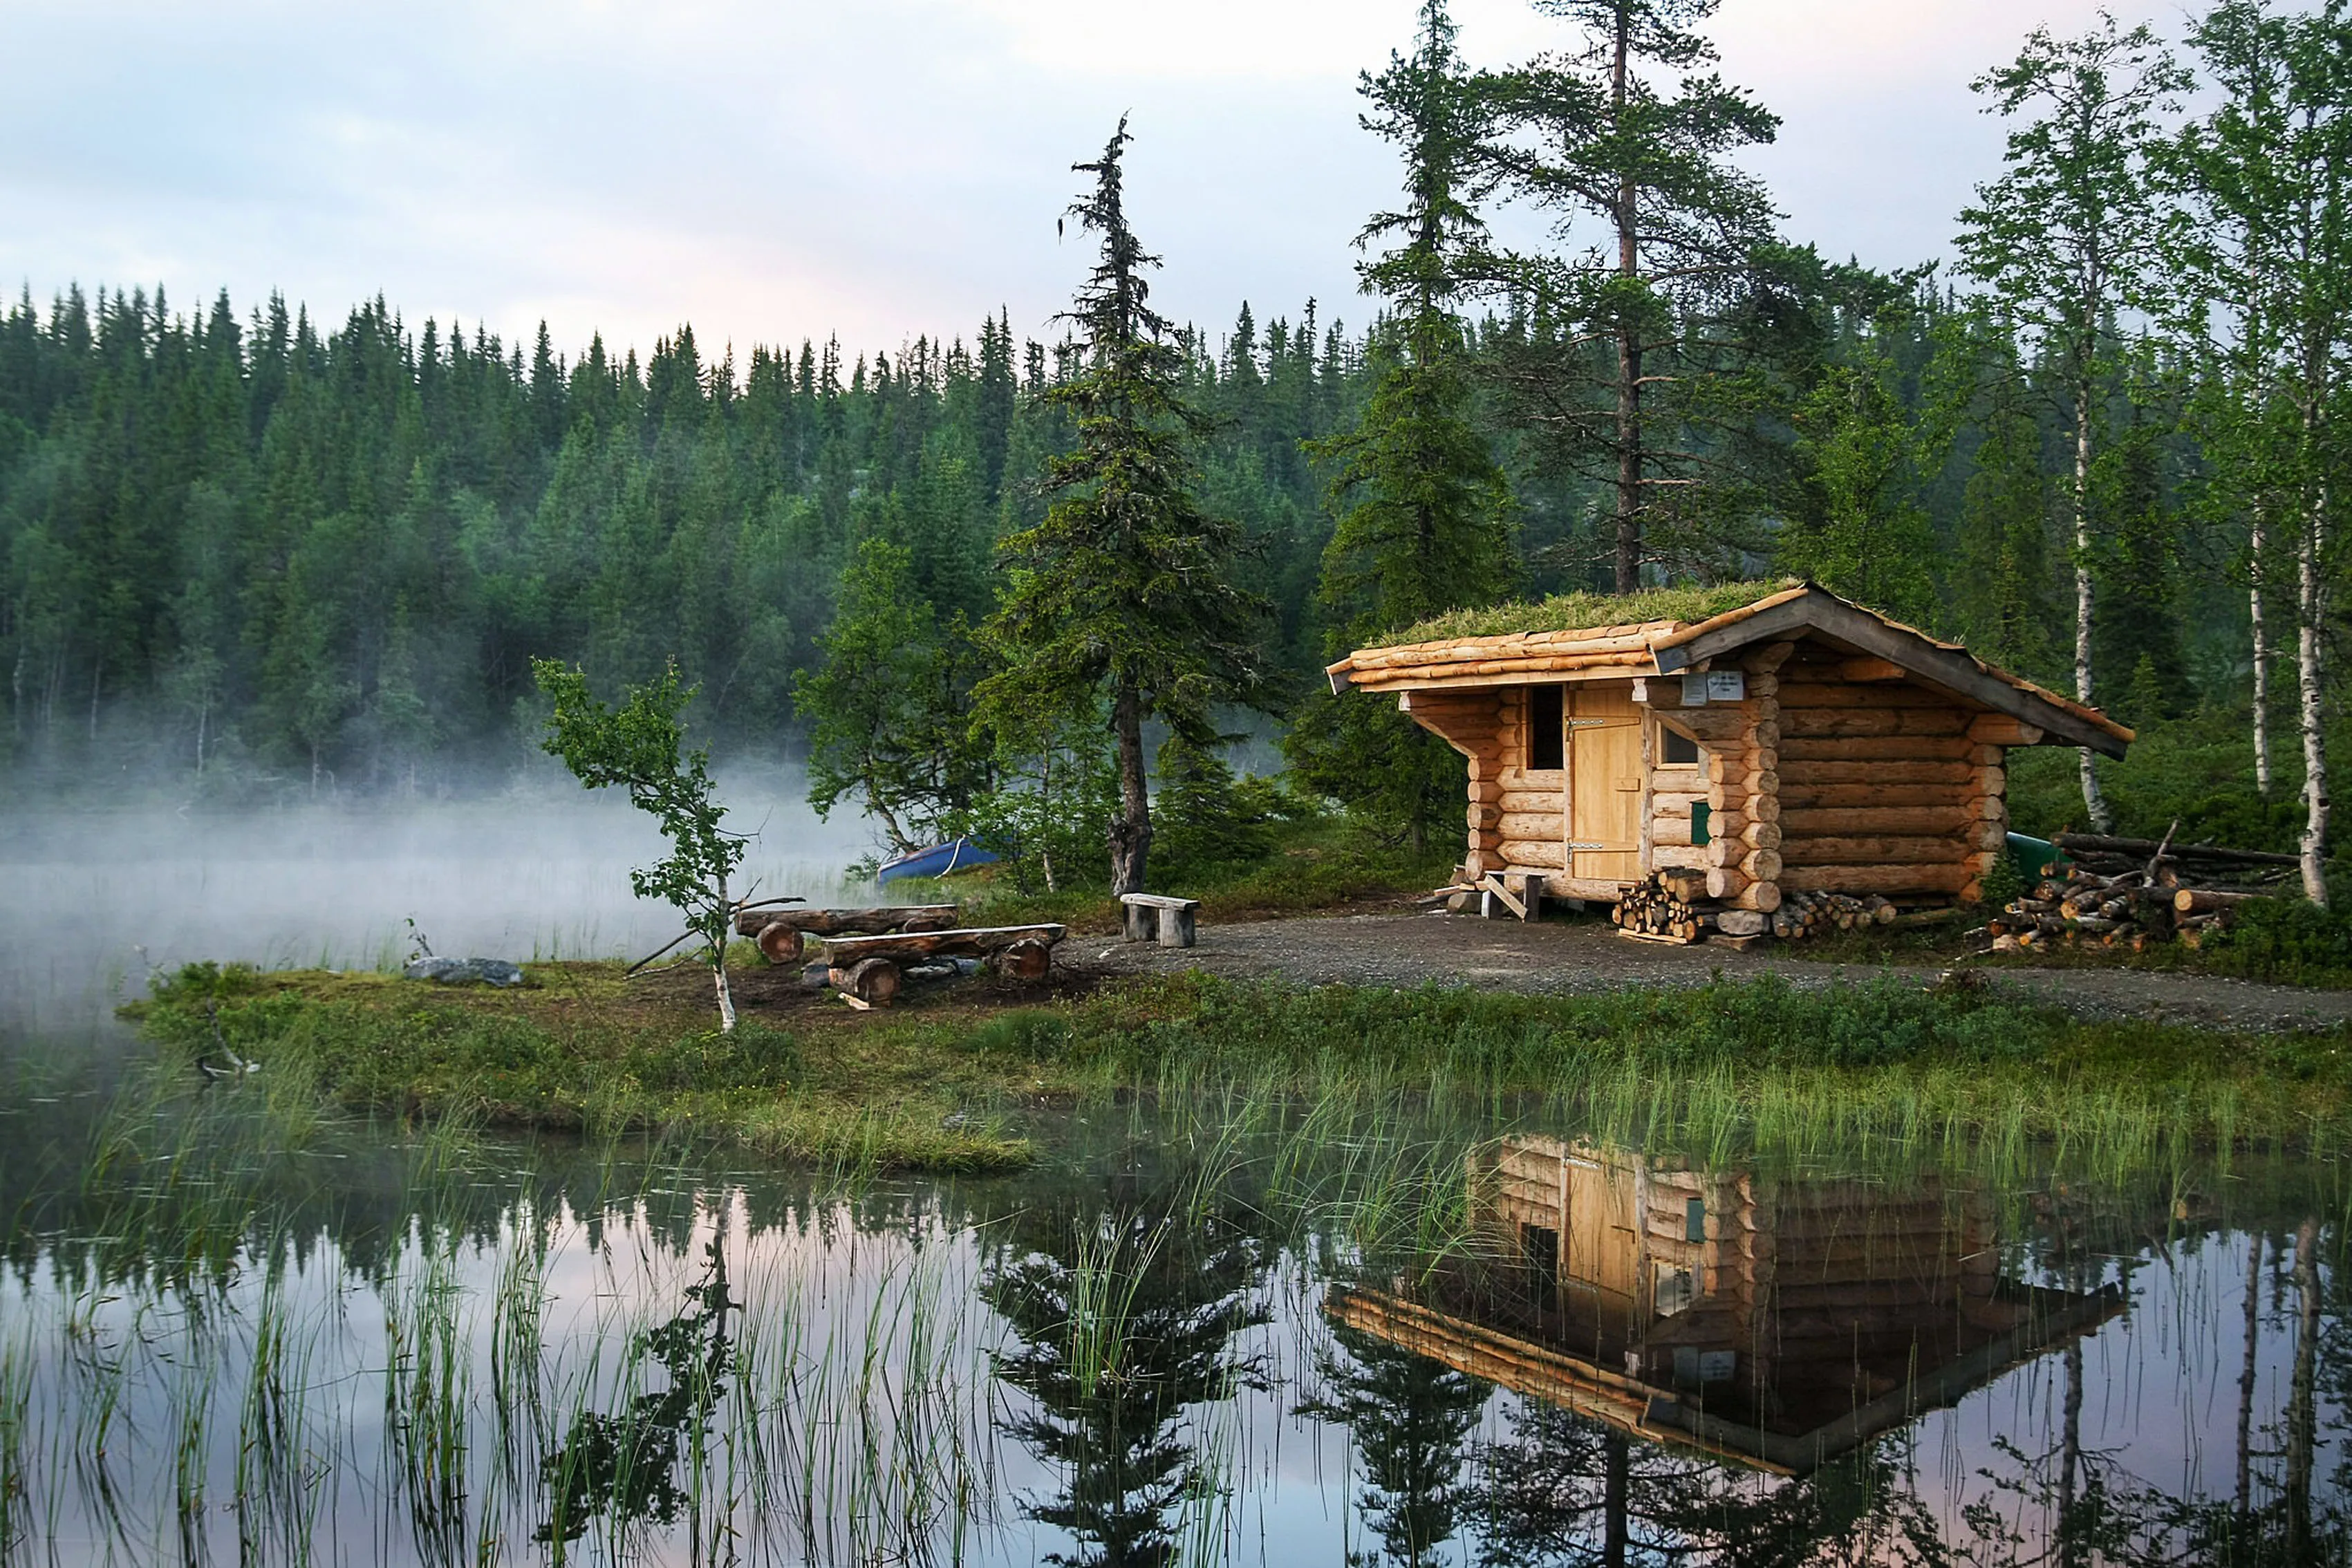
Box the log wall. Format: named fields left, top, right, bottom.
left=1400, top=634, right=2024, bottom=906
left=1771, top=654, right=2006, bottom=902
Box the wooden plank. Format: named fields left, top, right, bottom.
left=735, top=905, right=959, bottom=937
left=1777, top=782, right=1970, bottom=810
left=1777, top=805, right=1974, bottom=835
left=1778, top=736, right=1977, bottom=763
left=1776, top=759, right=1975, bottom=786
left=821, top=923, right=1067, bottom=962
left=1780, top=836, right=1972, bottom=865
left=1778, top=707, right=1972, bottom=739
left=1777, top=864, right=1976, bottom=894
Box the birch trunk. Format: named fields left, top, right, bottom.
left=1108, top=682, right=1152, bottom=895
left=2297, top=491, right=2328, bottom=904
left=2073, top=377, right=2113, bottom=831
left=2286, top=1215, right=2320, bottom=1562
left=2252, top=512, right=2272, bottom=795
left=712, top=962, right=737, bottom=1032
left=2233, top=1231, right=2260, bottom=1532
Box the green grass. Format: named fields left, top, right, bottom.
left=1391, top=577, right=1802, bottom=644
left=125, top=955, right=2352, bottom=1178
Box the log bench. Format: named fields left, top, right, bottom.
left=733, top=905, right=960, bottom=964
left=818, top=923, right=1068, bottom=1004
left=1119, top=893, right=1200, bottom=949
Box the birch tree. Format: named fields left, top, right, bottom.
left=1955, top=15, right=2187, bottom=834
left=2172, top=0, right=2352, bottom=904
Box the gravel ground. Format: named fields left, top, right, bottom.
left=1079, top=911, right=2352, bottom=1034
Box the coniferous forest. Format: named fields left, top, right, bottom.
left=1, top=0, right=2344, bottom=893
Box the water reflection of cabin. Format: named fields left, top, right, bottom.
left=1325, top=582, right=2133, bottom=908
left=1330, top=1138, right=2123, bottom=1477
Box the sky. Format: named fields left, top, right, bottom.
left=0, top=0, right=2181, bottom=364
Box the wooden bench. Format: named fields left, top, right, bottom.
left=818, top=923, right=1067, bottom=1004
left=1120, top=893, right=1200, bottom=949
left=733, top=904, right=959, bottom=964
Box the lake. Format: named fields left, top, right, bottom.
left=1, top=798, right=2343, bottom=1565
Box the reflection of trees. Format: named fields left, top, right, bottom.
left=1298, top=1323, right=1491, bottom=1567
left=1472, top=1401, right=1950, bottom=1567
left=982, top=1193, right=1269, bottom=1567
left=536, top=1235, right=736, bottom=1551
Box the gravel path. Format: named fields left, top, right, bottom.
left=1080, top=911, right=2352, bottom=1034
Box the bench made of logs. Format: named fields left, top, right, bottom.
left=820, top=923, right=1068, bottom=1005
left=734, top=905, right=960, bottom=964
left=1119, top=893, right=1199, bottom=949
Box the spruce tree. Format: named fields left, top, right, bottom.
left=973, top=119, right=1267, bottom=895
left=1289, top=0, right=1514, bottom=850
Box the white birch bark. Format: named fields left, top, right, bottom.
left=2073, top=377, right=2114, bottom=832
left=2298, top=486, right=2328, bottom=905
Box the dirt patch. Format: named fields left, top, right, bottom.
left=1076, top=910, right=2352, bottom=1034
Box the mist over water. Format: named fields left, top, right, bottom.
left=0, top=765, right=877, bottom=1055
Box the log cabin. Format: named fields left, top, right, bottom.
left=1328, top=1136, right=2123, bottom=1477
left=1325, top=581, right=2134, bottom=913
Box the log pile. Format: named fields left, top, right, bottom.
left=1987, top=833, right=2290, bottom=953
left=1769, top=890, right=1897, bottom=940
left=1612, top=870, right=1714, bottom=942
left=2049, top=832, right=2299, bottom=891
left=1609, top=870, right=1771, bottom=945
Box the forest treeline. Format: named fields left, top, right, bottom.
left=0, top=0, right=2340, bottom=893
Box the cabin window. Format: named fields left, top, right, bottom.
left=1686, top=1196, right=1707, bottom=1243
left=1661, top=726, right=1700, bottom=766
left=1692, top=803, right=1711, bottom=846
left=1654, top=1262, right=1697, bottom=1318
left=1522, top=1223, right=1560, bottom=1289
left=1527, top=685, right=1565, bottom=770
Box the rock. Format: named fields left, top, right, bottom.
left=404, top=956, right=525, bottom=987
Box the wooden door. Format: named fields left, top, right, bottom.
left=1568, top=684, right=1642, bottom=881
left=1563, top=1157, right=1639, bottom=1298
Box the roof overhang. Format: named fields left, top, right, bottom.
left=1329, top=583, right=2133, bottom=758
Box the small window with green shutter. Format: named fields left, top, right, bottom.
left=1692, top=802, right=1710, bottom=846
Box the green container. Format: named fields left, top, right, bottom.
left=2006, top=832, right=2067, bottom=880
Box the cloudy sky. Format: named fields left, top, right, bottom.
left=1, top=0, right=2177, bottom=362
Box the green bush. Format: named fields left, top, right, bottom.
left=2203, top=897, right=2352, bottom=987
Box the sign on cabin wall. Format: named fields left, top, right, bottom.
left=1679, top=671, right=1746, bottom=705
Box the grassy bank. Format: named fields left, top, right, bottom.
left=127, top=956, right=2352, bottom=1176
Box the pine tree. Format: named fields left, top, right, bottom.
left=973, top=119, right=1268, bottom=895
left=1482, top=0, right=1782, bottom=590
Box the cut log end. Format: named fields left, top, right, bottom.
left=829, top=958, right=902, bottom=1006
left=756, top=922, right=805, bottom=965
left=991, top=939, right=1053, bottom=982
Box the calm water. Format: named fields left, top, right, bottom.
left=1, top=802, right=2346, bottom=1565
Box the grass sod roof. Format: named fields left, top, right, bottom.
left=1392, top=579, right=1804, bottom=646
left=1339, top=578, right=2134, bottom=753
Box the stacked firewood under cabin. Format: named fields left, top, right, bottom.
left=1986, top=830, right=2290, bottom=953
left=1609, top=870, right=1771, bottom=947
left=1771, top=890, right=1898, bottom=939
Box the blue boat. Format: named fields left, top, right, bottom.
left=877, top=836, right=1000, bottom=885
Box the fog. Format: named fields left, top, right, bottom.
left=0, top=767, right=877, bottom=1054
